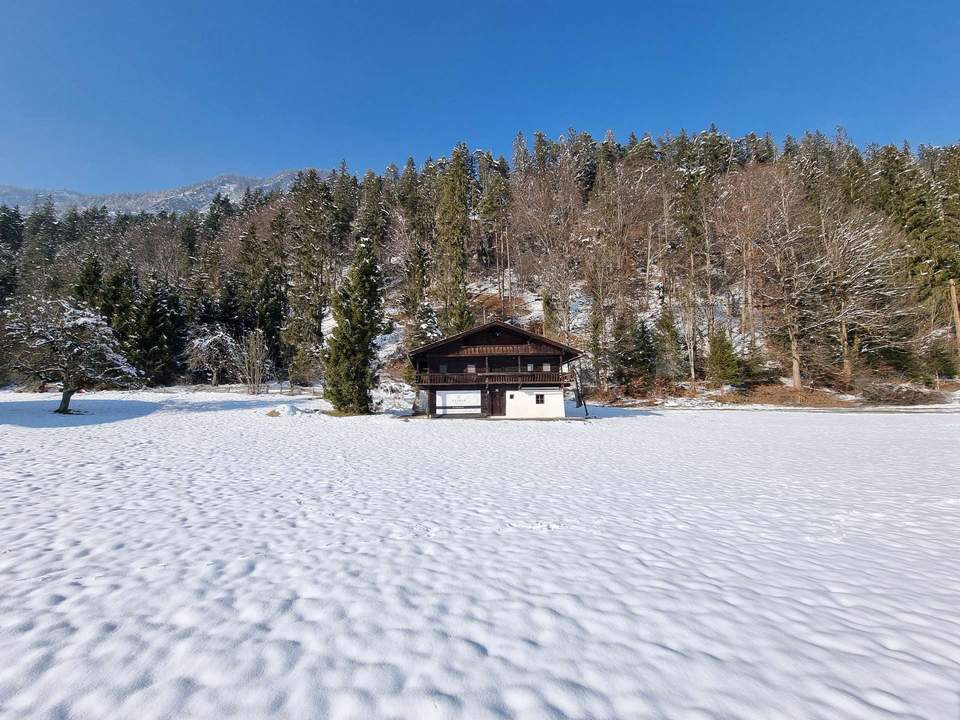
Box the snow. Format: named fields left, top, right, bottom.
left=1, top=390, right=959, bottom=719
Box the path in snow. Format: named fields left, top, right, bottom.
left=1, top=391, right=959, bottom=719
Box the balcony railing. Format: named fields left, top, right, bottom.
left=427, top=343, right=559, bottom=357
left=416, top=371, right=569, bottom=385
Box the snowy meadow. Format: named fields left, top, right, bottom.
left=1, top=390, right=959, bottom=719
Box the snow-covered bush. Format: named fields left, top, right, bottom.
left=185, top=324, right=240, bottom=386
left=2, top=298, right=141, bottom=413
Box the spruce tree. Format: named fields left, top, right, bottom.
left=654, top=306, right=687, bottom=381
left=132, top=276, right=187, bottom=385
left=286, top=171, right=333, bottom=384
left=18, top=200, right=60, bottom=293
left=73, top=254, right=105, bottom=307
left=322, top=238, right=385, bottom=414
left=0, top=205, right=23, bottom=308
left=407, top=300, right=441, bottom=349
left=100, top=261, right=140, bottom=349
left=435, top=144, right=474, bottom=333
left=610, top=312, right=656, bottom=390
left=706, top=329, right=741, bottom=387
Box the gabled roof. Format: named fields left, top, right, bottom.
left=407, top=319, right=582, bottom=360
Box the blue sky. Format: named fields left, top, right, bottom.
left=1, top=0, right=958, bottom=193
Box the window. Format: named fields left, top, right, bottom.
left=466, top=364, right=476, bottom=374
left=535, top=394, right=545, bottom=405
left=439, top=364, right=447, bottom=373
left=509, top=393, right=515, bottom=399
left=542, top=362, right=552, bottom=372
left=527, top=362, right=535, bottom=372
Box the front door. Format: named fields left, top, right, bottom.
left=489, top=388, right=506, bottom=416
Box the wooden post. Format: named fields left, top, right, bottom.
left=950, top=279, right=960, bottom=369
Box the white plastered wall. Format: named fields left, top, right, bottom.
left=505, top=387, right=565, bottom=419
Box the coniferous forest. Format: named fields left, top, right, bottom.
left=2, top=127, right=959, bottom=406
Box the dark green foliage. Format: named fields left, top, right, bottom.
left=610, top=311, right=657, bottom=390
left=217, top=270, right=255, bottom=340
left=706, top=329, right=741, bottom=387
left=100, top=261, right=140, bottom=347
left=356, top=171, right=389, bottom=247
left=435, top=144, right=474, bottom=334
left=131, top=276, right=187, bottom=385
left=654, top=307, right=687, bottom=381
left=322, top=238, right=385, bottom=413
left=0, top=205, right=22, bottom=308
left=252, top=265, right=289, bottom=369
left=18, top=200, right=60, bottom=293
left=73, top=254, right=104, bottom=307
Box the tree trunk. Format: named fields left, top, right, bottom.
left=56, top=388, right=76, bottom=414
left=950, top=278, right=960, bottom=368
left=788, top=326, right=802, bottom=391
left=839, top=316, right=852, bottom=386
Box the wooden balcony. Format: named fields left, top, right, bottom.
left=427, top=343, right=559, bottom=357
left=416, top=371, right=569, bottom=386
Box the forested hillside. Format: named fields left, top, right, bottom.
left=2, top=127, right=959, bottom=396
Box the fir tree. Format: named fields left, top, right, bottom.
left=73, top=254, right=105, bottom=308
left=252, top=264, right=289, bottom=370
left=435, top=144, right=474, bottom=333
left=0, top=205, right=22, bottom=308
left=706, top=329, right=741, bottom=387
left=356, top=171, right=389, bottom=249
left=654, top=306, right=687, bottom=381
left=322, top=238, right=385, bottom=414
left=17, top=200, right=60, bottom=293
left=406, top=300, right=441, bottom=349
left=610, top=311, right=657, bottom=390
left=100, top=261, right=140, bottom=349
left=132, top=276, right=187, bottom=385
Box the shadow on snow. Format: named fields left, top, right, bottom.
left=0, top=395, right=302, bottom=428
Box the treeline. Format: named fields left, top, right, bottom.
left=1, top=126, right=959, bottom=394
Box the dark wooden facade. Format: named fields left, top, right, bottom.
left=408, top=321, right=582, bottom=417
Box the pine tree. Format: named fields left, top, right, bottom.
left=654, top=306, right=687, bottom=381
left=706, top=329, right=741, bottom=387
left=0, top=205, right=23, bottom=308
left=73, top=254, right=105, bottom=307
left=132, top=276, right=187, bottom=385
left=285, top=171, right=333, bottom=385
left=407, top=300, right=441, bottom=349
left=331, top=162, right=359, bottom=257
left=100, top=261, right=140, bottom=349
left=435, top=144, right=474, bottom=333
left=17, top=200, right=60, bottom=293
left=252, top=264, right=289, bottom=370
left=610, top=312, right=656, bottom=390
left=322, top=238, right=385, bottom=414
left=356, top=171, right=389, bottom=249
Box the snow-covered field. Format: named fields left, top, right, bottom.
left=1, top=390, right=959, bottom=720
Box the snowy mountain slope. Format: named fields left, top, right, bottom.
left=1, top=390, right=959, bottom=719
left=0, top=169, right=314, bottom=215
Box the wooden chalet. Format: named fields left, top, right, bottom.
left=408, top=320, right=582, bottom=418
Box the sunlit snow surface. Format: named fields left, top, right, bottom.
left=1, top=390, right=959, bottom=719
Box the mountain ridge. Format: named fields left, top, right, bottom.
left=0, top=169, right=312, bottom=215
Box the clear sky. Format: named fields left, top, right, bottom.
left=1, top=0, right=958, bottom=193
